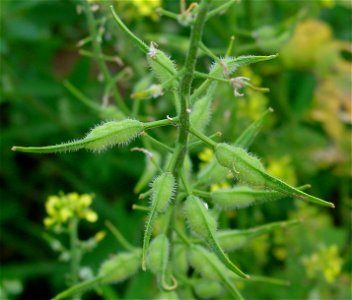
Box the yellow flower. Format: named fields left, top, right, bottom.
left=302, top=244, right=343, bottom=284
left=84, top=210, right=98, bottom=223
left=267, top=156, right=297, bottom=186
left=116, top=0, right=162, bottom=21
left=94, top=231, right=106, bottom=242
left=43, top=192, right=97, bottom=228
left=198, top=148, right=214, bottom=162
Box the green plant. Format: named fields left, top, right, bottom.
left=11, top=1, right=336, bottom=299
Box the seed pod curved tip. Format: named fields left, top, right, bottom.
left=161, top=274, right=178, bottom=291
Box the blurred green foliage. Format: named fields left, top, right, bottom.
left=0, top=0, right=351, bottom=299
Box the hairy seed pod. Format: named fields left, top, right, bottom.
left=84, top=119, right=143, bottom=152
left=154, top=291, right=179, bottom=300
left=194, top=279, right=224, bottom=299
left=197, top=159, right=229, bottom=185
left=146, top=234, right=177, bottom=291
left=215, top=143, right=334, bottom=208
left=12, top=119, right=144, bottom=154
left=191, top=82, right=217, bottom=133
left=211, top=186, right=290, bottom=209
left=217, top=219, right=301, bottom=252
left=98, top=251, right=140, bottom=284
left=184, top=195, right=248, bottom=278
left=172, top=244, right=189, bottom=276
left=142, top=172, right=176, bottom=271
left=151, top=172, right=176, bottom=213
left=147, top=49, right=177, bottom=88
left=184, top=195, right=217, bottom=239
left=215, top=143, right=266, bottom=186
left=189, top=245, right=244, bottom=300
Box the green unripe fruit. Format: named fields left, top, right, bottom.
left=184, top=195, right=248, bottom=279
left=215, top=143, right=334, bottom=208
left=142, top=172, right=176, bottom=271
left=190, top=246, right=243, bottom=300
left=12, top=119, right=144, bottom=154
left=85, top=119, right=144, bottom=152
left=172, top=244, right=189, bottom=276
left=146, top=234, right=177, bottom=291
left=215, top=143, right=266, bottom=187
left=184, top=195, right=217, bottom=239
left=216, top=231, right=248, bottom=252
left=211, top=186, right=288, bottom=209
left=146, top=234, right=169, bottom=275
left=194, top=279, right=224, bottom=299
left=148, top=49, right=177, bottom=89
left=151, top=172, right=176, bottom=213
left=98, top=251, right=140, bottom=284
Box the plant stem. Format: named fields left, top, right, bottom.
left=169, top=0, right=212, bottom=174
left=188, top=126, right=217, bottom=148
left=105, top=220, right=136, bottom=251
left=69, top=217, right=81, bottom=299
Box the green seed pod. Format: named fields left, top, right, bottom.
left=147, top=48, right=177, bottom=89
left=197, top=159, right=229, bottom=185
left=12, top=119, right=144, bottom=154
left=189, top=245, right=244, bottom=300
left=194, top=279, right=224, bottom=299
left=98, top=251, right=140, bottom=284
left=154, top=291, right=179, bottom=300
left=184, top=195, right=217, bottom=239
left=184, top=195, right=248, bottom=278
left=215, top=143, right=334, bottom=208
left=142, top=172, right=176, bottom=271
left=215, top=143, right=266, bottom=186
left=84, top=119, right=143, bottom=152
left=172, top=244, right=189, bottom=276
left=190, top=82, right=217, bottom=133
left=217, top=219, right=301, bottom=252
left=146, top=234, right=177, bottom=291
left=151, top=172, right=176, bottom=213
left=211, top=186, right=289, bottom=209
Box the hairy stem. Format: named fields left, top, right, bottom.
left=169, top=0, right=212, bottom=174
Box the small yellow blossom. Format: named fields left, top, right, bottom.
left=210, top=181, right=231, bottom=192
left=94, top=231, right=106, bottom=242
left=44, top=192, right=98, bottom=228
left=116, top=0, right=162, bottom=21
left=302, top=244, right=343, bottom=284
left=267, top=156, right=297, bottom=186
left=198, top=148, right=214, bottom=162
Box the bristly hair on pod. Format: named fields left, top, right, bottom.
left=142, top=172, right=176, bottom=271
left=84, top=118, right=144, bottom=152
